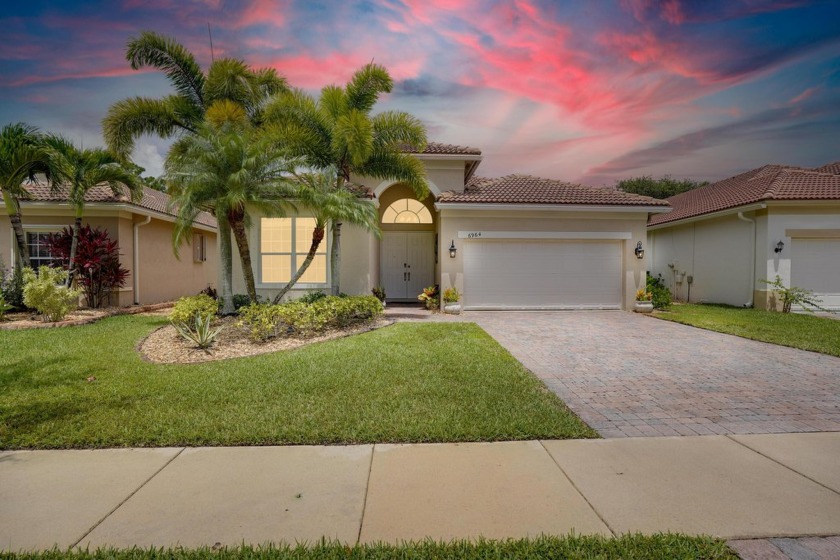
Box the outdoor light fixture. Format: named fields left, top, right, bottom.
left=634, top=241, right=645, bottom=259
left=449, top=240, right=457, bottom=258
left=774, top=240, right=785, bottom=253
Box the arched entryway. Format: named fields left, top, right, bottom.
left=378, top=184, right=437, bottom=302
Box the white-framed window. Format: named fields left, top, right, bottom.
left=193, top=233, right=207, bottom=263
left=12, top=228, right=62, bottom=269
left=260, top=217, right=327, bottom=285
left=382, top=198, right=433, bottom=224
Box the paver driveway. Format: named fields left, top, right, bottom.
left=471, top=311, right=840, bottom=438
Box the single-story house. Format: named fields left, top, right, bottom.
left=230, top=142, right=671, bottom=311
left=647, top=161, right=840, bottom=310
left=1, top=184, right=218, bottom=306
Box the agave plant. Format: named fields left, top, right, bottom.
left=173, top=314, right=224, bottom=349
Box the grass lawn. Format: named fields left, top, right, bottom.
left=654, top=303, right=840, bottom=357
left=0, top=315, right=595, bottom=449
left=0, top=535, right=737, bottom=560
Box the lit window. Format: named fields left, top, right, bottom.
left=260, top=217, right=327, bottom=284
left=382, top=199, right=433, bottom=224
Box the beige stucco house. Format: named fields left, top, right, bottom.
left=647, top=162, right=840, bottom=310
left=1, top=184, right=218, bottom=306
left=231, top=142, right=671, bottom=311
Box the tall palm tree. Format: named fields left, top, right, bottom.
left=0, top=122, right=54, bottom=268
left=166, top=106, right=297, bottom=307
left=44, top=136, right=143, bottom=286
left=103, top=31, right=287, bottom=159
left=264, top=63, right=428, bottom=295
left=271, top=168, right=379, bottom=303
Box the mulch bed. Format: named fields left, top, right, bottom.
left=0, top=302, right=174, bottom=330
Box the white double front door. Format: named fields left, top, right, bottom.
left=381, top=232, right=435, bottom=301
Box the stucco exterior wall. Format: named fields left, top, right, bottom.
left=438, top=209, right=649, bottom=310
left=649, top=214, right=754, bottom=306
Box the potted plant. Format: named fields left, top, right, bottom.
left=417, top=285, right=440, bottom=311
left=443, top=286, right=461, bottom=314
left=634, top=288, right=654, bottom=313
left=372, top=286, right=386, bottom=308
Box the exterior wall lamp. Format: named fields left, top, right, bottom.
left=634, top=241, right=645, bottom=260
left=449, top=240, right=457, bottom=258
left=774, top=240, right=785, bottom=253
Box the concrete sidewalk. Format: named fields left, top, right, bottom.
left=2, top=433, right=839, bottom=552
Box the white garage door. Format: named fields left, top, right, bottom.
left=463, top=240, right=622, bottom=310
left=791, top=238, right=840, bottom=310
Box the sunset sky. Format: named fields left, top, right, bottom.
left=2, top=0, right=838, bottom=186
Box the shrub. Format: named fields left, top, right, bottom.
left=371, top=286, right=386, bottom=302
left=174, top=314, right=224, bottom=349
left=442, top=287, right=460, bottom=304
left=199, top=285, right=218, bottom=299
left=238, top=296, right=384, bottom=341
left=170, top=294, right=218, bottom=326
left=417, top=285, right=440, bottom=310
left=45, top=226, right=129, bottom=308
left=763, top=275, right=829, bottom=313
left=298, top=290, right=327, bottom=305
left=22, top=266, right=81, bottom=322
left=218, top=293, right=261, bottom=313
left=1, top=264, right=26, bottom=310
left=646, top=274, right=671, bottom=309
left=237, top=303, right=287, bottom=342
left=0, top=289, right=13, bottom=320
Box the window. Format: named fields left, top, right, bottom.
left=26, top=232, right=58, bottom=269
left=260, top=217, right=327, bottom=284
left=193, top=233, right=207, bottom=263
left=382, top=198, right=433, bottom=224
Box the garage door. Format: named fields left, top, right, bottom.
left=463, top=240, right=622, bottom=310
left=791, top=238, right=840, bottom=310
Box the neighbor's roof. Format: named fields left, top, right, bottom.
left=438, top=175, right=671, bottom=207
left=404, top=141, right=482, bottom=156
left=18, top=183, right=218, bottom=229
left=648, top=162, right=840, bottom=227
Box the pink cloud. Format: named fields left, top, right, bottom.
left=788, top=87, right=818, bottom=105
left=236, top=0, right=290, bottom=28
left=8, top=66, right=149, bottom=88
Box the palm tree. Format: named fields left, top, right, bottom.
left=43, top=136, right=143, bottom=286
left=165, top=106, right=297, bottom=308
left=271, top=168, right=379, bottom=303
left=0, top=123, right=54, bottom=268
left=103, top=31, right=287, bottom=159
left=264, top=63, right=428, bottom=295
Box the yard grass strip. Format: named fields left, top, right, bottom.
left=0, top=534, right=738, bottom=560
left=653, top=303, right=840, bottom=357
left=0, top=315, right=595, bottom=449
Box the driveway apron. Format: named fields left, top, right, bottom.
left=471, top=311, right=840, bottom=438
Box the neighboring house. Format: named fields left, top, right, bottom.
left=647, top=162, right=840, bottom=310
left=0, top=184, right=218, bottom=306
left=230, top=142, right=671, bottom=311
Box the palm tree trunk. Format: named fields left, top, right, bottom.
left=229, top=212, right=258, bottom=304
left=330, top=222, right=342, bottom=296
left=217, top=215, right=235, bottom=315
left=273, top=222, right=325, bottom=304
left=66, top=216, right=82, bottom=288
left=4, top=192, right=30, bottom=269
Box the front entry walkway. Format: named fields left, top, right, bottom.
left=471, top=311, right=840, bottom=438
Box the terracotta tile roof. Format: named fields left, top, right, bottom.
left=648, top=163, right=840, bottom=226
left=18, top=183, right=218, bottom=228
left=438, top=175, right=671, bottom=206
left=814, top=161, right=840, bottom=175
left=404, top=141, right=482, bottom=156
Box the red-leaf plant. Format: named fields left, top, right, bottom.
left=45, top=226, right=129, bottom=308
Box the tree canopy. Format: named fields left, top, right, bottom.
left=615, top=176, right=708, bottom=199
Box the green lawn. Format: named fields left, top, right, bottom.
left=0, top=535, right=737, bottom=560
left=0, top=315, right=595, bottom=449
left=654, top=303, right=840, bottom=357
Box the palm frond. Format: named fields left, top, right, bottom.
left=333, top=109, right=373, bottom=169
left=102, top=96, right=190, bottom=158
left=372, top=111, right=427, bottom=151
left=357, top=151, right=429, bottom=199
left=126, top=31, right=205, bottom=109
left=345, top=63, right=393, bottom=113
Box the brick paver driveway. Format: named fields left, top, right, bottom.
left=471, top=311, right=840, bottom=438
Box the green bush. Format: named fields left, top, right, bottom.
left=170, top=294, right=218, bottom=326
left=0, top=289, right=13, bottom=320
left=22, top=267, right=81, bottom=322
left=1, top=264, right=26, bottom=310
left=237, top=303, right=288, bottom=342
left=238, top=296, right=384, bottom=341
left=297, top=290, right=327, bottom=305
left=646, top=274, right=672, bottom=309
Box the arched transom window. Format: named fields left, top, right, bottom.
left=382, top=198, right=433, bottom=224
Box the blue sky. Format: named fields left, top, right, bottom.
left=1, top=0, right=838, bottom=184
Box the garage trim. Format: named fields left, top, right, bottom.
left=457, top=231, right=632, bottom=240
